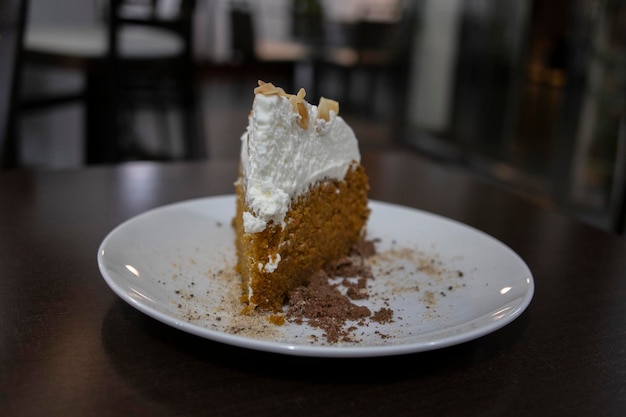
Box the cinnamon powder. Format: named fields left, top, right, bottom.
left=285, top=240, right=393, bottom=343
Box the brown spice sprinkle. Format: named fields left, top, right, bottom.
left=286, top=270, right=371, bottom=343
left=284, top=240, right=393, bottom=343
left=371, top=307, right=394, bottom=324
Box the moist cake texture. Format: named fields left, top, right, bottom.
left=234, top=81, right=370, bottom=312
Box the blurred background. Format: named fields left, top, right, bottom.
left=6, top=0, right=626, bottom=234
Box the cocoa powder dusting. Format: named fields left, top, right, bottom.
left=285, top=240, right=391, bottom=343
left=371, top=307, right=394, bottom=323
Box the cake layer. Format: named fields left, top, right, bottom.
left=235, top=163, right=369, bottom=312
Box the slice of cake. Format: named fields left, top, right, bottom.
left=233, top=81, right=370, bottom=312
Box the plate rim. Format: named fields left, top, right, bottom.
left=98, top=195, right=535, bottom=358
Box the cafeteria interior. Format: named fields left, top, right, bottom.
left=13, top=0, right=626, bottom=236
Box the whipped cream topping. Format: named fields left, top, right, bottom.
left=240, top=91, right=360, bottom=234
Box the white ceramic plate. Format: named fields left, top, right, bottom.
left=98, top=195, right=534, bottom=357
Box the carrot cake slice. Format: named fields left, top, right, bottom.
left=233, top=81, right=370, bottom=312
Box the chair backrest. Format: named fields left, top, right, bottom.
left=106, top=0, right=196, bottom=61
left=353, top=2, right=417, bottom=60
left=101, top=0, right=202, bottom=162
left=230, top=5, right=256, bottom=64
left=0, top=0, right=28, bottom=168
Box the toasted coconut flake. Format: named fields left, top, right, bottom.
left=318, top=97, right=339, bottom=121
left=296, top=101, right=309, bottom=129
left=255, top=81, right=310, bottom=129
left=288, top=88, right=309, bottom=129
left=254, top=80, right=287, bottom=97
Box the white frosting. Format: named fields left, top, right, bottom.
left=263, top=253, right=281, bottom=273
left=242, top=211, right=266, bottom=233
left=240, top=93, right=360, bottom=233
left=255, top=253, right=281, bottom=273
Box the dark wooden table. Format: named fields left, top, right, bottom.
left=1, top=151, right=625, bottom=416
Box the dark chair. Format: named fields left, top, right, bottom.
left=0, top=0, right=28, bottom=169
left=105, top=0, right=204, bottom=162
left=228, top=4, right=300, bottom=91
left=230, top=5, right=257, bottom=65
left=20, top=0, right=205, bottom=165
left=310, top=3, right=416, bottom=115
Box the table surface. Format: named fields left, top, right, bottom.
left=1, top=151, right=625, bottom=417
